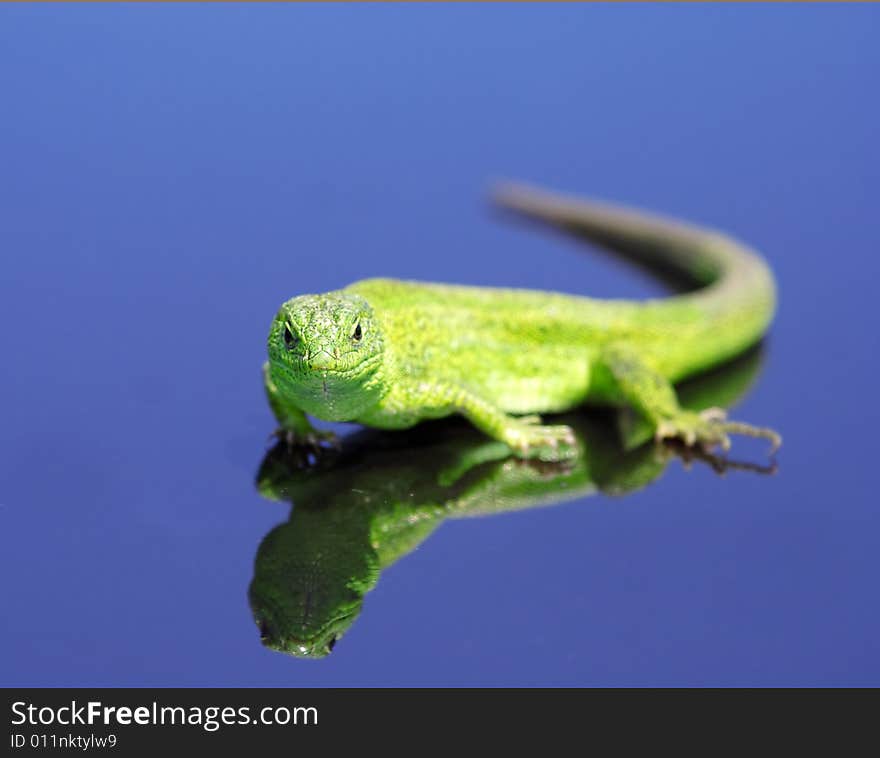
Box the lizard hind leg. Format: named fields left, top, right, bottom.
left=601, top=346, right=781, bottom=457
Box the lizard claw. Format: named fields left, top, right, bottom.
left=270, top=427, right=341, bottom=468
left=655, top=408, right=781, bottom=456
left=506, top=421, right=579, bottom=463
left=700, top=406, right=728, bottom=423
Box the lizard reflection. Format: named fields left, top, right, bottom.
left=249, top=348, right=773, bottom=659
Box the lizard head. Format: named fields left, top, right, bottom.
left=267, top=292, right=385, bottom=421
left=248, top=510, right=375, bottom=659
left=249, top=576, right=362, bottom=659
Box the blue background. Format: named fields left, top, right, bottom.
left=1, top=4, right=878, bottom=686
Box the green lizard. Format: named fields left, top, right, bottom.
left=250, top=350, right=773, bottom=658
left=264, top=182, right=780, bottom=462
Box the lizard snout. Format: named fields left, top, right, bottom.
left=307, top=349, right=336, bottom=371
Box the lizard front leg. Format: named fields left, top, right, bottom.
left=373, top=380, right=579, bottom=463
left=600, top=346, right=781, bottom=453
left=263, top=363, right=339, bottom=459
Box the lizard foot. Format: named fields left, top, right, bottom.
left=505, top=419, right=579, bottom=463
left=655, top=407, right=781, bottom=455
left=269, top=427, right=341, bottom=468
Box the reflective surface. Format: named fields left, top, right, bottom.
left=249, top=352, right=774, bottom=660
left=2, top=5, right=878, bottom=686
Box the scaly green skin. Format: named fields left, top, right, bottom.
left=264, top=182, right=781, bottom=462
left=250, top=350, right=771, bottom=658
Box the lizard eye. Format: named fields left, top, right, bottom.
left=352, top=322, right=362, bottom=342
left=283, top=325, right=299, bottom=351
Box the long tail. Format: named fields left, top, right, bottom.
left=493, top=182, right=777, bottom=371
